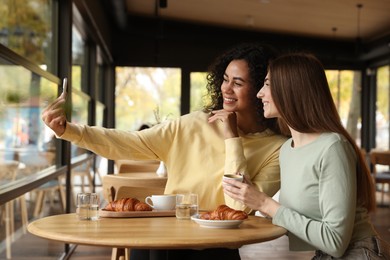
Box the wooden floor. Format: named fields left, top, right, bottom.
left=1, top=190, right=389, bottom=260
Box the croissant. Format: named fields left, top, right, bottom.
left=200, top=205, right=248, bottom=220
left=104, top=198, right=152, bottom=212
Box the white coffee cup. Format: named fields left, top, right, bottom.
left=145, top=194, right=176, bottom=210
left=223, top=174, right=244, bottom=183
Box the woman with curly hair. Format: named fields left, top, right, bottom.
left=42, top=42, right=287, bottom=260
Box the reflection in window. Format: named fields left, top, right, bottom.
left=115, top=67, right=181, bottom=131
left=190, top=72, right=209, bottom=112
left=72, top=26, right=85, bottom=91
left=0, top=57, right=57, bottom=182
left=71, top=26, right=87, bottom=157
left=96, top=46, right=104, bottom=102
left=376, top=65, right=390, bottom=150
left=96, top=101, right=105, bottom=127
left=71, top=90, right=89, bottom=157
left=0, top=0, right=53, bottom=71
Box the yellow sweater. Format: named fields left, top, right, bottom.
left=61, top=111, right=287, bottom=211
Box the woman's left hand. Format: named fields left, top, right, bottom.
left=208, top=109, right=239, bottom=139
left=222, top=174, right=280, bottom=217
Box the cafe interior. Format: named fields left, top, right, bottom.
left=0, top=0, right=390, bottom=259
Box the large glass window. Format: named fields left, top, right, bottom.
left=115, top=67, right=181, bottom=130
left=71, top=26, right=87, bottom=157
left=72, top=26, right=85, bottom=92
left=0, top=56, right=57, bottom=183
left=0, top=0, right=54, bottom=71
left=376, top=65, right=390, bottom=150
left=326, top=70, right=362, bottom=145
left=71, top=89, right=89, bottom=158
left=190, top=72, right=209, bottom=112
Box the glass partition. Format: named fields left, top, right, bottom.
left=71, top=25, right=88, bottom=158
left=72, top=25, right=85, bottom=92
left=0, top=56, right=57, bottom=187
left=71, top=89, right=89, bottom=158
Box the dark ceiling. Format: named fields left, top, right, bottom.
left=122, top=0, right=390, bottom=41
left=95, top=0, right=390, bottom=70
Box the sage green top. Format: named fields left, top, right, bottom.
left=273, top=133, right=376, bottom=257
left=60, top=111, right=287, bottom=211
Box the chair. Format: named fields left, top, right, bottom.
left=101, top=174, right=167, bottom=203
left=115, top=159, right=160, bottom=173
left=33, top=176, right=66, bottom=217
left=369, top=150, right=390, bottom=206
left=29, top=151, right=66, bottom=217
left=102, top=175, right=166, bottom=260
left=72, top=157, right=94, bottom=193
left=0, top=160, right=28, bottom=259
left=115, top=186, right=165, bottom=201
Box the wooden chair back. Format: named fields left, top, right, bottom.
left=104, top=178, right=165, bottom=260
left=116, top=159, right=160, bottom=173
left=102, top=174, right=167, bottom=202
left=115, top=186, right=165, bottom=201
left=0, top=160, right=19, bottom=180
left=369, top=150, right=390, bottom=206
left=370, top=150, right=390, bottom=174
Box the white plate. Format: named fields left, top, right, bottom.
left=191, top=214, right=244, bottom=229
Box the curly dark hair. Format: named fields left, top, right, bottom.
left=203, top=42, right=280, bottom=133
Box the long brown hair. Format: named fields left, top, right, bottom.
left=269, top=53, right=376, bottom=212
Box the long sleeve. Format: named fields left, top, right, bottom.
left=272, top=133, right=375, bottom=257
left=223, top=130, right=285, bottom=212
left=59, top=111, right=286, bottom=211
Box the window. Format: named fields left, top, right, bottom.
left=0, top=56, right=57, bottom=182
left=190, top=72, right=209, bottom=112
left=376, top=65, right=390, bottom=150
left=72, top=26, right=85, bottom=92
left=115, top=67, right=181, bottom=130
left=0, top=0, right=54, bottom=72
left=326, top=70, right=362, bottom=145
left=71, top=26, right=88, bottom=157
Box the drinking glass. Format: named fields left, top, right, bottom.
left=175, top=193, right=198, bottom=220
left=76, top=193, right=99, bottom=220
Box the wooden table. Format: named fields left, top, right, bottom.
left=27, top=214, right=286, bottom=250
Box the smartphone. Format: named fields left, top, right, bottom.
left=62, top=77, right=68, bottom=99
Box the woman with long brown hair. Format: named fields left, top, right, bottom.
left=223, top=53, right=390, bottom=259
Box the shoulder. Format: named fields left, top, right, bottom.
left=316, top=133, right=356, bottom=162
left=262, top=129, right=289, bottom=146
left=171, top=110, right=210, bottom=127
left=319, top=132, right=350, bottom=149
left=153, top=110, right=209, bottom=133
left=180, top=110, right=209, bottom=121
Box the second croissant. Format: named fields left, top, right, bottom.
left=199, top=205, right=248, bottom=220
